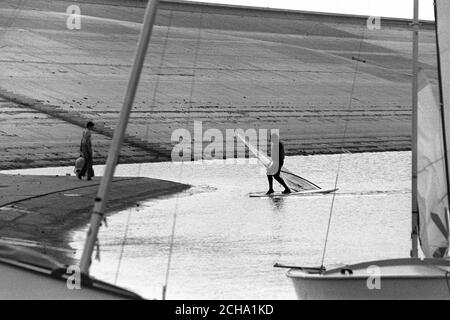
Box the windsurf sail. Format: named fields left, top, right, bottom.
left=236, top=133, right=321, bottom=192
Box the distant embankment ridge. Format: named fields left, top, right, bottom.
left=61, top=0, right=435, bottom=28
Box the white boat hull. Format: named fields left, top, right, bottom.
left=0, top=245, right=142, bottom=300
left=287, top=258, right=450, bottom=300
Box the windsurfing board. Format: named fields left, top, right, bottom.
left=249, top=188, right=338, bottom=198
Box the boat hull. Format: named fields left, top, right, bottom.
left=287, top=258, right=450, bottom=300
left=0, top=258, right=142, bottom=300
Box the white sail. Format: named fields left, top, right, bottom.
left=437, top=0, right=450, bottom=160
left=437, top=1, right=450, bottom=124
left=417, top=70, right=449, bottom=258
left=236, top=133, right=320, bottom=192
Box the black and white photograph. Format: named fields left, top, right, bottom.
left=0, top=0, right=448, bottom=306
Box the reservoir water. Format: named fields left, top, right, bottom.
left=6, top=151, right=411, bottom=299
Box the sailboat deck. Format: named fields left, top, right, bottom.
left=288, top=258, right=450, bottom=279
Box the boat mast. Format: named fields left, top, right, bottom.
left=411, top=0, right=419, bottom=258
left=79, top=0, right=160, bottom=274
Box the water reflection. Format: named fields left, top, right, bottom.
left=269, top=197, right=285, bottom=211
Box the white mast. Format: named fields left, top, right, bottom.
left=411, top=0, right=419, bottom=258
left=79, top=0, right=160, bottom=274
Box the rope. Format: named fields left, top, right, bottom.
left=187, top=9, right=204, bottom=111
left=319, top=26, right=367, bottom=270
left=162, top=163, right=184, bottom=300
left=162, top=7, right=204, bottom=300
left=113, top=205, right=133, bottom=284
left=113, top=4, right=174, bottom=285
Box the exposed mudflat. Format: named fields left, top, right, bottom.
left=0, top=173, right=189, bottom=263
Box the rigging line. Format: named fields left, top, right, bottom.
left=136, top=6, right=173, bottom=170
left=113, top=6, right=174, bottom=285
left=113, top=204, right=133, bottom=285
left=146, top=8, right=174, bottom=114
left=187, top=9, right=204, bottom=111
left=163, top=7, right=204, bottom=300
left=162, top=162, right=184, bottom=300
left=319, top=26, right=367, bottom=270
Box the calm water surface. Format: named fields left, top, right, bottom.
left=5, top=152, right=411, bottom=299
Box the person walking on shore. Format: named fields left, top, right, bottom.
left=266, top=133, right=291, bottom=195
left=78, top=121, right=95, bottom=180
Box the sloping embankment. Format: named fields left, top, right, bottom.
left=0, top=173, right=190, bottom=263
left=0, top=0, right=437, bottom=170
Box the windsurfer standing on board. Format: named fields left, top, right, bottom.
left=266, top=132, right=291, bottom=195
